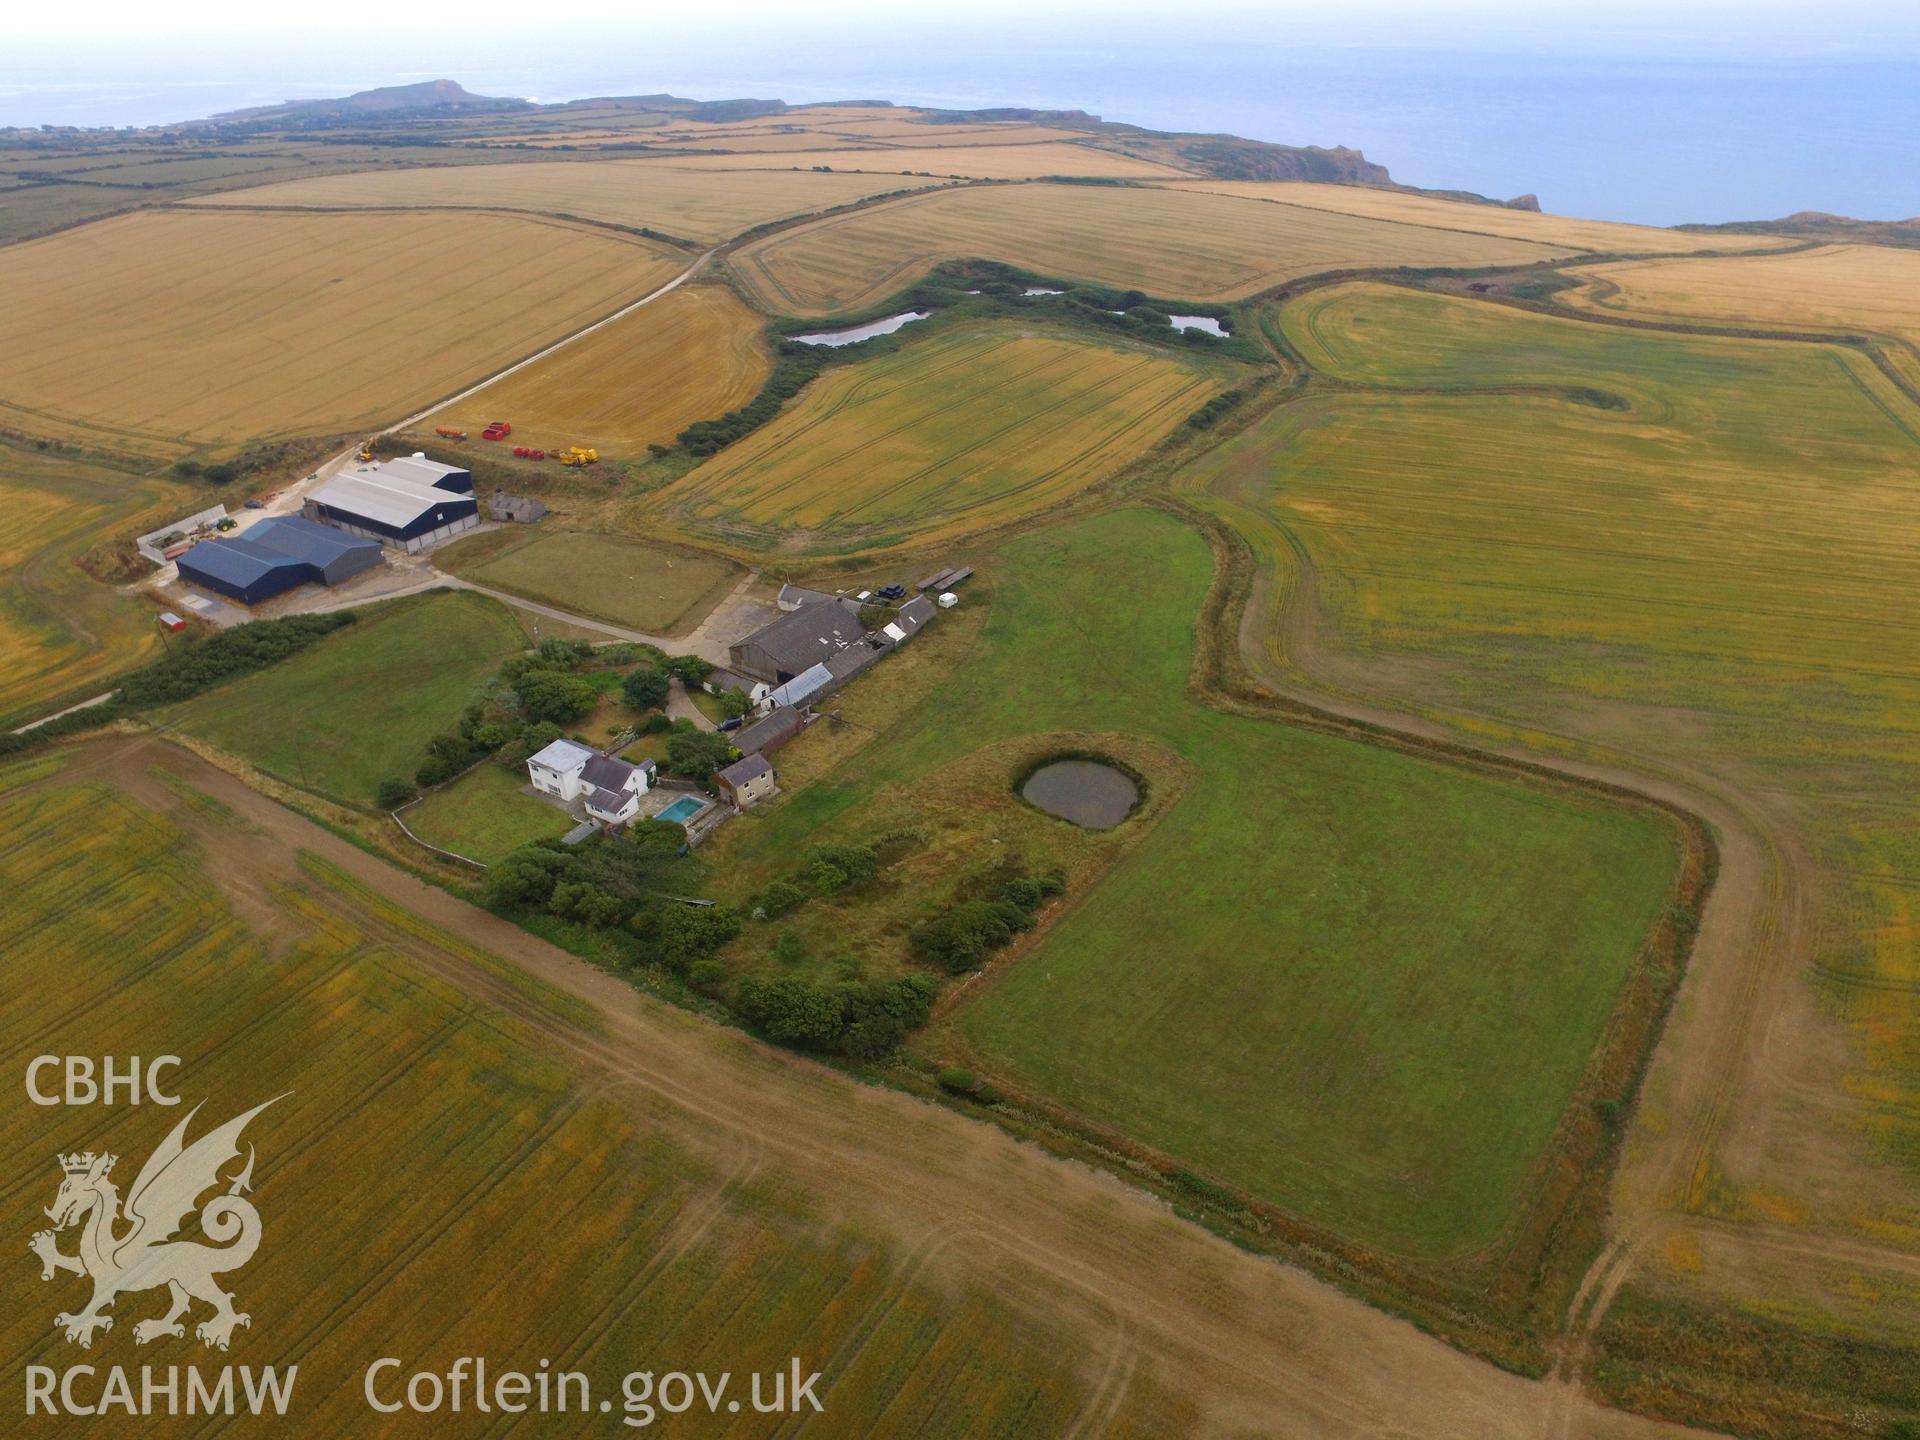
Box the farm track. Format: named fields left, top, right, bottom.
left=41, top=735, right=1718, bottom=1439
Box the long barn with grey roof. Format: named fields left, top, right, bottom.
left=176, top=515, right=381, bottom=605
left=729, top=596, right=865, bottom=684
left=304, top=454, right=479, bottom=552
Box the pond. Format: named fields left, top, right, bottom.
left=1020, top=759, right=1140, bottom=830
left=788, top=311, right=930, bottom=346
left=1169, top=315, right=1228, bottom=337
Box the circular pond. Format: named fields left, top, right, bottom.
left=1020, top=760, right=1140, bottom=830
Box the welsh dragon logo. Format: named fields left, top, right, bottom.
left=30, top=1098, right=282, bottom=1351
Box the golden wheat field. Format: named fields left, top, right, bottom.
left=652, top=324, right=1228, bottom=552
left=0, top=209, right=682, bottom=456
left=1566, top=242, right=1920, bottom=388
left=1146, top=179, right=1796, bottom=254
left=728, top=182, right=1576, bottom=316
left=641, top=142, right=1187, bottom=180
left=417, top=284, right=771, bottom=457
left=196, top=159, right=945, bottom=242
left=0, top=750, right=1165, bottom=1437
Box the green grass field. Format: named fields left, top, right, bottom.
left=717, top=507, right=1679, bottom=1258
left=436, top=528, right=739, bottom=634
left=402, top=759, right=575, bottom=862
left=1185, top=282, right=1920, bottom=1350
left=652, top=323, right=1231, bottom=555
left=162, top=590, right=525, bottom=805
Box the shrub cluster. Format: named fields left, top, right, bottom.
left=736, top=973, right=937, bottom=1061
left=750, top=843, right=879, bottom=919
left=116, top=612, right=356, bottom=708
left=486, top=827, right=715, bottom=949
left=909, top=872, right=1065, bottom=974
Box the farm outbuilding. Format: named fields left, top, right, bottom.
left=715, top=753, right=776, bottom=811
left=175, top=515, right=382, bottom=605
left=729, top=595, right=865, bottom=684
left=305, top=459, right=479, bottom=552
left=733, top=706, right=806, bottom=756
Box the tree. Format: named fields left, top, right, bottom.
left=665, top=729, right=737, bottom=785
left=536, top=636, right=594, bottom=668
left=738, top=978, right=842, bottom=1049
left=621, top=667, right=671, bottom=711
left=375, top=777, right=416, bottom=809
left=485, top=845, right=570, bottom=908
left=513, top=667, right=598, bottom=724
left=715, top=687, right=752, bottom=720
left=655, top=903, right=742, bottom=973
left=662, top=654, right=712, bottom=685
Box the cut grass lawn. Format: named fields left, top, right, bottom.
left=1190, top=282, right=1920, bottom=1318
left=413, top=283, right=771, bottom=459
left=436, top=528, right=739, bottom=634
left=727, top=182, right=1575, bottom=317
left=161, top=589, right=526, bottom=805
left=0, top=208, right=683, bottom=457
left=196, top=159, right=948, bottom=244
left=652, top=323, right=1233, bottom=554
left=718, top=506, right=1681, bottom=1259
left=404, top=760, right=574, bottom=863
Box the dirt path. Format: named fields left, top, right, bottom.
left=76, top=734, right=1720, bottom=1440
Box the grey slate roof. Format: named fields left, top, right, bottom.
left=718, top=754, right=772, bottom=786
left=733, top=707, right=805, bottom=755
left=824, top=643, right=884, bottom=682
left=734, top=598, right=864, bottom=677
left=580, top=753, right=637, bottom=792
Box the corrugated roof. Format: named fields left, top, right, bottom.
left=767, top=662, right=832, bottom=709
left=381, top=454, right=472, bottom=492
left=309, top=466, right=466, bottom=528
left=244, top=515, right=380, bottom=567
left=735, top=598, right=865, bottom=676
left=177, top=537, right=306, bottom=589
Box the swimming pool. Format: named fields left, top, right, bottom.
left=657, top=796, right=705, bottom=824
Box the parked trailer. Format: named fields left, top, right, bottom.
left=434, top=426, right=468, bottom=441
left=918, top=568, right=956, bottom=592
left=482, top=421, right=513, bottom=440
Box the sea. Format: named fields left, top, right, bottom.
left=6, top=32, right=1915, bottom=228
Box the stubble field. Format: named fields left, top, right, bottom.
left=414, top=284, right=772, bottom=460
left=0, top=209, right=684, bottom=457
left=1147, top=179, right=1794, bottom=254
left=0, top=442, right=183, bottom=726
left=726, top=182, right=1575, bottom=316
left=195, top=159, right=946, bottom=243
left=650, top=325, right=1231, bottom=553
left=1564, top=242, right=1920, bottom=390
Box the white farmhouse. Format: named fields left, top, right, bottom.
left=527, top=739, right=652, bottom=826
